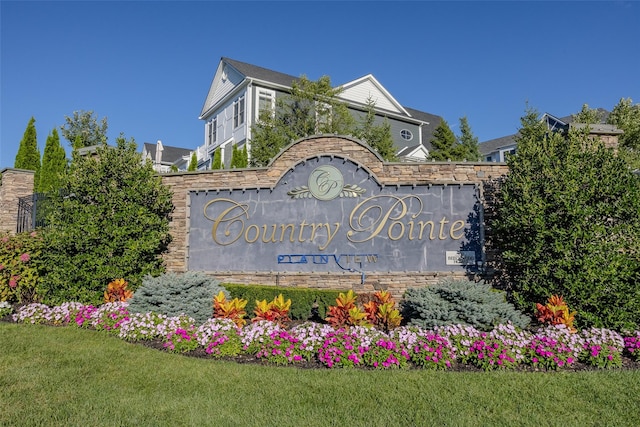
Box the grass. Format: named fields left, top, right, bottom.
left=1, top=323, right=639, bottom=427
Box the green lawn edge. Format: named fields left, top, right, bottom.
left=2, top=323, right=639, bottom=427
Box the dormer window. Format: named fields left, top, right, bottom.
left=400, top=129, right=413, bottom=141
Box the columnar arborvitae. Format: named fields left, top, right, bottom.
left=38, top=128, right=67, bottom=193
left=188, top=152, right=197, bottom=171
left=14, top=117, right=41, bottom=187
left=212, top=147, right=223, bottom=170
left=230, top=144, right=239, bottom=168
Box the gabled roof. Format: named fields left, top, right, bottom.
left=222, top=57, right=299, bottom=88
left=142, top=143, right=192, bottom=164
left=397, top=143, right=425, bottom=156
left=478, top=134, right=517, bottom=156
left=338, top=74, right=408, bottom=116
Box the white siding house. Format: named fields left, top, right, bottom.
left=196, top=57, right=443, bottom=168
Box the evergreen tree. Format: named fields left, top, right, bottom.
left=354, top=98, right=397, bottom=161
left=212, top=147, right=223, bottom=170
left=428, top=119, right=458, bottom=161
left=230, top=144, right=239, bottom=168
left=38, top=128, right=67, bottom=193
left=240, top=144, right=249, bottom=168
left=455, top=116, right=480, bottom=161
left=188, top=152, right=198, bottom=171
left=14, top=117, right=41, bottom=187
left=60, top=110, right=108, bottom=148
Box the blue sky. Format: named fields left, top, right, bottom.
left=1, top=1, right=639, bottom=169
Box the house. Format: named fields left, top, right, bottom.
left=196, top=57, right=443, bottom=168
left=479, top=110, right=621, bottom=162
left=141, top=140, right=193, bottom=173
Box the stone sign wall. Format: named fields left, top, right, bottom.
left=161, top=135, right=508, bottom=298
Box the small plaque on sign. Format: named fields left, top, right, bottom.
left=446, top=251, right=476, bottom=266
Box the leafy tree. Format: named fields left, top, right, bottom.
left=454, top=116, right=480, bottom=161
left=487, top=107, right=640, bottom=330
left=188, top=152, right=198, bottom=171
left=607, top=98, right=640, bottom=170
left=353, top=98, right=396, bottom=161
left=428, top=119, right=458, bottom=161
left=60, top=110, right=108, bottom=148
left=38, top=135, right=173, bottom=305
left=212, top=147, right=223, bottom=170
left=38, top=128, right=67, bottom=193
left=608, top=98, right=640, bottom=150
left=572, top=103, right=606, bottom=124
left=14, top=117, right=41, bottom=186
left=250, top=75, right=355, bottom=166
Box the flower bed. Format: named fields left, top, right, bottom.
left=7, top=302, right=640, bottom=371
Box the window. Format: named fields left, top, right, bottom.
left=233, top=96, right=245, bottom=128
left=208, top=117, right=217, bottom=146
left=400, top=129, right=413, bottom=141
left=257, top=89, right=275, bottom=119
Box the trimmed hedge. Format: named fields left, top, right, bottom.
left=223, top=284, right=347, bottom=321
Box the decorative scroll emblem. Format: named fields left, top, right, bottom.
left=287, top=165, right=366, bottom=200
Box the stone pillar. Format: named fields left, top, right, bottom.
left=0, top=168, right=35, bottom=234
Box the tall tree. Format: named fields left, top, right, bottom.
left=250, top=75, right=355, bottom=166
left=212, top=147, right=223, bottom=170
left=607, top=98, right=640, bottom=151
left=428, top=119, right=458, bottom=161
left=188, top=152, right=198, bottom=171
left=14, top=117, right=41, bottom=187
left=353, top=98, right=397, bottom=161
left=607, top=98, right=640, bottom=170
left=455, top=116, right=480, bottom=161
left=572, top=104, right=606, bottom=124
left=487, top=107, right=640, bottom=330
left=60, top=110, right=108, bottom=148
left=39, top=135, right=173, bottom=305
left=240, top=144, right=249, bottom=168
left=38, top=128, right=67, bottom=193
left=230, top=144, right=240, bottom=168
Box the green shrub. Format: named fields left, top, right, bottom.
left=401, top=279, right=530, bottom=331
left=486, top=108, right=640, bottom=330
left=127, top=272, right=227, bottom=324
left=38, top=136, right=173, bottom=305
left=0, top=231, right=44, bottom=303
left=223, top=284, right=345, bottom=320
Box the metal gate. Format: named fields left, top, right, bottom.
left=16, top=193, right=48, bottom=233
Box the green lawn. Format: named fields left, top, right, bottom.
left=1, top=323, right=639, bottom=427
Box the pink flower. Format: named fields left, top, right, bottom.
left=9, top=276, right=19, bottom=288
left=0, top=264, right=4, bottom=271
left=20, top=253, right=30, bottom=262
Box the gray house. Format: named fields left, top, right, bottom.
left=479, top=110, right=620, bottom=162
left=196, top=57, right=443, bottom=168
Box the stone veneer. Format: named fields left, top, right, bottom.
left=0, top=169, right=35, bottom=234
left=161, top=135, right=509, bottom=298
